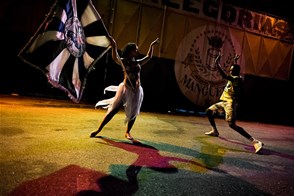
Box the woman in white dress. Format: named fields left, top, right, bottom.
left=90, top=36, right=159, bottom=140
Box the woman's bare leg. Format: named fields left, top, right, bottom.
left=90, top=107, right=120, bottom=137
left=125, top=117, right=136, bottom=140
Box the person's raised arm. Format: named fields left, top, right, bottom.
left=138, top=38, right=160, bottom=65
left=215, top=53, right=230, bottom=80
left=233, top=54, right=240, bottom=64
left=108, top=36, right=121, bottom=65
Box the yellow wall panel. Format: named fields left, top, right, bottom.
left=97, top=0, right=293, bottom=80
left=138, top=6, right=163, bottom=56
left=243, top=33, right=261, bottom=75
left=112, top=0, right=141, bottom=48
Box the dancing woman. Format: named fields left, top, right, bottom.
left=90, top=36, right=159, bottom=140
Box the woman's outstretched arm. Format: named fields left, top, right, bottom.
left=138, top=38, right=160, bottom=65
left=108, top=36, right=121, bottom=65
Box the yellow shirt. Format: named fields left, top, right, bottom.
left=220, top=76, right=241, bottom=103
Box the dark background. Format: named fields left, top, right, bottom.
left=0, top=0, right=293, bottom=126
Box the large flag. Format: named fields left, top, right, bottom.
left=18, top=0, right=110, bottom=103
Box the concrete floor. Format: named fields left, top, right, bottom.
left=1, top=94, right=294, bottom=196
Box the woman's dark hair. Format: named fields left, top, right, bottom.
left=121, top=43, right=137, bottom=58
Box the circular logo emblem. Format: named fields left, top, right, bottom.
left=175, top=26, right=239, bottom=107
left=64, top=17, right=86, bottom=57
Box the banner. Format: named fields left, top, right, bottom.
left=19, top=0, right=110, bottom=102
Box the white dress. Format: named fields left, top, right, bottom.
left=95, top=82, right=144, bottom=123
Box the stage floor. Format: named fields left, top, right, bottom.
left=1, top=94, right=294, bottom=195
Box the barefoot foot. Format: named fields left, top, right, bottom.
left=125, top=133, right=133, bottom=140
left=90, top=131, right=99, bottom=138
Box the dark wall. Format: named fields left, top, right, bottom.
left=240, top=75, right=294, bottom=126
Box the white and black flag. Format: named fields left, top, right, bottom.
left=19, top=0, right=111, bottom=102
